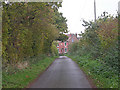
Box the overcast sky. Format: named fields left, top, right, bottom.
left=58, top=0, right=120, bottom=34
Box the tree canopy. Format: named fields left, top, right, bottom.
left=2, top=2, right=68, bottom=68
left=69, top=12, right=118, bottom=70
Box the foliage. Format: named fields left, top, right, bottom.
left=2, top=2, right=67, bottom=69
left=53, top=10, right=68, bottom=33
left=68, top=55, right=118, bottom=88
left=69, top=12, right=118, bottom=70
left=68, top=12, right=118, bottom=88
left=56, top=33, right=68, bottom=42
left=51, top=41, right=58, bottom=56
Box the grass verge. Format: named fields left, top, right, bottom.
left=2, top=56, right=58, bottom=88
left=67, top=55, right=118, bottom=88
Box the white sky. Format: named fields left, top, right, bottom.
left=58, top=0, right=120, bottom=34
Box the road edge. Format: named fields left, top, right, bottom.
left=26, top=57, right=59, bottom=88
left=67, top=56, right=97, bottom=88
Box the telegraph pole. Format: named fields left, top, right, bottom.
left=118, top=1, right=120, bottom=15
left=94, top=0, right=96, bottom=22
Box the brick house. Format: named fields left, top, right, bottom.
left=57, top=34, right=79, bottom=54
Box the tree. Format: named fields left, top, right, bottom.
left=56, top=34, right=68, bottom=42
left=2, top=2, right=68, bottom=68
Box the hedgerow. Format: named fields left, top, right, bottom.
left=68, top=12, right=118, bottom=88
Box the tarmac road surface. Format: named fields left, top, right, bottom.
left=29, top=56, right=92, bottom=88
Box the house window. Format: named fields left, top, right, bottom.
left=64, top=42, right=66, bottom=46
left=58, top=48, right=59, bottom=53
left=65, top=48, right=67, bottom=53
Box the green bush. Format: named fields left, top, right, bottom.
left=68, top=55, right=118, bottom=88
left=68, top=13, right=118, bottom=88
left=51, top=41, right=58, bottom=56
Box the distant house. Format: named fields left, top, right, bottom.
left=57, top=34, right=79, bottom=54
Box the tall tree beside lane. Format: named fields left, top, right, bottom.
left=2, top=2, right=67, bottom=68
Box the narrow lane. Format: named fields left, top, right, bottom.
left=30, top=56, right=91, bottom=88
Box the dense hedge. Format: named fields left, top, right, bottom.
left=68, top=55, right=118, bottom=88
left=2, top=2, right=68, bottom=70
left=68, top=12, right=118, bottom=88
left=68, top=12, right=118, bottom=73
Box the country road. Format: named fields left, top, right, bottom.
left=29, top=56, right=92, bottom=88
